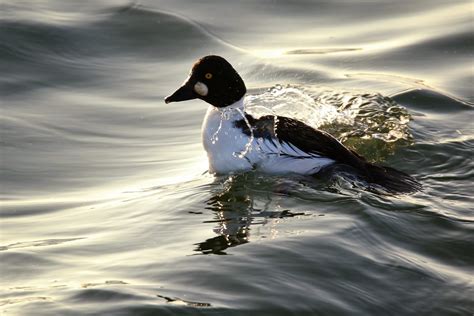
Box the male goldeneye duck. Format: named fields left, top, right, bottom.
left=165, top=55, right=421, bottom=193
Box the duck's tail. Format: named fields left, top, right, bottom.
left=363, top=162, right=422, bottom=194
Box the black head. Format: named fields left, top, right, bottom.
left=165, top=55, right=246, bottom=108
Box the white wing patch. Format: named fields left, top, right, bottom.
left=255, top=137, right=335, bottom=175
left=257, top=138, right=313, bottom=158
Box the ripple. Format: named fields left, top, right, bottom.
left=392, top=88, right=474, bottom=110
left=285, top=47, right=362, bottom=55
left=0, top=238, right=84, bottom=252
left=156, top=294, right=211, bottom=307
left=0, top=296, right=50, bottom=307
left=0, top=3, right=232, bottom=95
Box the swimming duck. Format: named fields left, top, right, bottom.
left=165, top=55, right=420, bottom=193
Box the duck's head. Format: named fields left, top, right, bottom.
left=165, top=55, right=246, bottom=108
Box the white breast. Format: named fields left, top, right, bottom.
left=201, top=99, right=335, bottom=175
left=201, top=100, right=258, bottom=174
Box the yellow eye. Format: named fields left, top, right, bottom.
left=205, top=73, right=213, bottom=79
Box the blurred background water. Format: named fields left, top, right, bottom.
left=1, top=1, right=473, bottom=315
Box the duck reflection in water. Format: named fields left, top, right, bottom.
left=194, top=174, right=306, bottom=255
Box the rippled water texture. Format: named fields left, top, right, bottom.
left=1, top=1, right=473, bottom=315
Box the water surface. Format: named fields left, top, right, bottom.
left=1, top=1, right=473, bottom=315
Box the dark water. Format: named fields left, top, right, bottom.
left=1, top=1, right=473, bottom=315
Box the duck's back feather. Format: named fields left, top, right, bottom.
left=234, top=114, right=421, bottom=193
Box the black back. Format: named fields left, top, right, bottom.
left=234, top=114, right=367, bottom=170
left=234, top=114, right=421, bottom=193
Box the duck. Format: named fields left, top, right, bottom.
left=165, top=55, right=421, bottom=193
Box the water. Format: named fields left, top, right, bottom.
left=1, top=1, right=473, bottom=315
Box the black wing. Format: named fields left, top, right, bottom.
left=234, top=114, right=421, bottom=193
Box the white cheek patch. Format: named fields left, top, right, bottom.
left=194, top=81, right=208, bottom=96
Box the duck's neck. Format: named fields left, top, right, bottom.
left=202, top=96, right=246, bottom=135
left=219, top=97, right=245, bottom=112
left=205, top=96, right=246, bottom=122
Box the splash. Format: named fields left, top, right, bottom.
left=210, top=113, right=223, bottom=145
left=245, top=85, right=414, bottom=162
left=245, top=84, right=355, bottom=128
